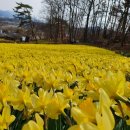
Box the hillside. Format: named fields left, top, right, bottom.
left=0, top=43, right=130, bottom=130
left=0, top=10, right=14, bottom=18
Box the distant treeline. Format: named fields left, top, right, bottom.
left=40, top=0, right=130, bottom=46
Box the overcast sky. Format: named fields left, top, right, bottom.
left=0, top=0, right=43, bottom=18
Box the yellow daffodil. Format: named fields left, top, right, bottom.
left=79, top=98, right=96, bottom=123
left=0, top=105, right=15, bottom=130
left=69, top=88, right=115, bottom=130
left=22, top=70, right=33, bottom=84
left=96, top=88, right=115, bottom=130
left=71, top=107, right=89, bottom=124
left=0, top=83, right=9, bottom=107
left=43, top=73, right=60, bottom=90
left=0, top=43, right=129, bottom=130
left=94, top=71, right=126, bottom=99
left=11, top=87, right=32, bottom=111
left=22, top=113, right=44, bottom=130
left=68, top=122, right=98, bottom=130
left=31, top=88, right=53, bottom=113
left=63, top=86, right=74, bottom=99
left=45, top=92, right=69, bottom=119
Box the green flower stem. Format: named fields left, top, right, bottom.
left=44, top=114, right=48, bottom=130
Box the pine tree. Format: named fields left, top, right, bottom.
left=13, top=2, right=37, bottom=42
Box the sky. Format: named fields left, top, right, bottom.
left=0, top=0, right=43, bottom=18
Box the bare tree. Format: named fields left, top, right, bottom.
left=41, top=0, right=130, bottom=46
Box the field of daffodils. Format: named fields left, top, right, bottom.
left=0, top=43, right=130, bottom=130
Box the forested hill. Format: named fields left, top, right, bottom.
left=0, top=10, right=14, bottom=18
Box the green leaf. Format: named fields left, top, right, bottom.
left=114, top=118, right=130, bottom=130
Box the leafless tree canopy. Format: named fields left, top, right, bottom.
left=41, top=0, right=130, bottom=46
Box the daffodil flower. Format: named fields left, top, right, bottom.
left=68, top=88, right=115, bottom=130
left=63, top=86, right=74, bottom=99
left=45, top=92, right=69, bottom=119
left=22, top=113, right=44, bottom=130
left=31, top=88, right=53, bottom=113
left=68, top=122, right=98, bottom=130
left=11, top=87, right=32, bottom=111
left=79, top=98, right=96, bottom=123
left=0, top=105, right=15, bottom=130
left=94, top=71, right=126, bottom=100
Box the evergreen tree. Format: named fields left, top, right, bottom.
left=13, top=2, right=37, bottom=42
